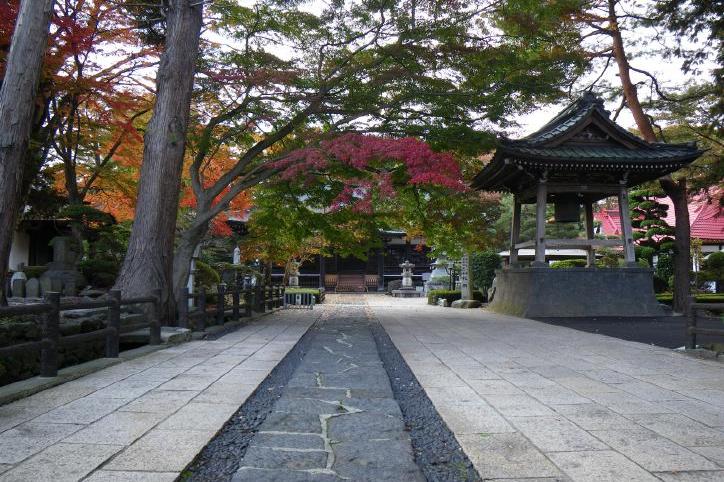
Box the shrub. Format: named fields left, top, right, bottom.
left=195, top=260, right=221, bottom=289
left=428, top=289, right=461, bottom=305
left=285, top=287, right=325, bottom=303
left=22, top=266, right=48, bottom=279
left=79, top=259, right=119, bottom=288
left=656, top=293, right=724, bottom=305
left=471, top=251, right=501, bottom=292
left=550, top=259, right=587, bottom=269
left=653, top=274, right=669, bottom=293
left=700, top=251, right=724, bottom=284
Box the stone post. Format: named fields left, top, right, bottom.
left=40, top=292, right=60, bottom=377
left=618, top=183, right=636, bottom=265
left=460, top=253, right=472, bottom=300
left=584, top=201, right=596, bottom=267
left=106, top=289, right=121, bottom=358
left=509, top=196, right=521, bottom=267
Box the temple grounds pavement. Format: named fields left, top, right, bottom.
left=0, top=294, right=722, bottom=481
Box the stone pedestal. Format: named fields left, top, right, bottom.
left=39, top=236, right=85, bottom=295
left=488, top=267, right=664, bottom=318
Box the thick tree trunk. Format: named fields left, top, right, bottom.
left=113, top=1, right=203, bottom=321
left=0, top=0, right=55, bottom=304
left=660, top=177, right=691, bottom=313
left=607, top=0, right=691, bottom=313
left=172, top=220, right=210, bottom=319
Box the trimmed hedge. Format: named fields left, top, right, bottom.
left=550, top=259, right=587, bottom=269
left=428, top=289, right=461, bottom=305
left=656, top=293, right=724, bottom=305
left=285, top=287, right=325, bottom=303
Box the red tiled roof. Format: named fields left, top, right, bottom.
left=596, top=193, right=724, bottom=243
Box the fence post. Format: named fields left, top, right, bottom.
left=686, top=295, right=697, bottom=350
left=266, top=285, right=273, bottom=311
left=256, top=285, right=265, bottom=313
left=216, top=283, right=226, bottom=325
left=198, top=287, right=207, bottom=330
left=40, top=291, right=60, bottom=377
left=244, top=289, right=252, bottom=317
left=106, top=289, right=121, bottom=358
left=178, top=287, right=189, bottom=329
left=232, top=282, right=240, bottom=321
left=149, top=288, right=162, bottom=345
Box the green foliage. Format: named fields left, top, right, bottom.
left=285, top=287, right=325, bottom=303
left=700, top=251, right=724, bottom=283
left=22, top=266, right=48, bottom=279
left=79, top=259, right=118, bottom=288
left=470, top=251, right=502, bottom=292
left=596, top=248, right=622, bottom=268
left=656, top=252, right=675, bottom=286
left=195, top=260, right=221, bottom=289
left=656, top=293, right=724, bottom=304
left=550, top=259, right=587, bottom=269
left=427, top=289, right=462, bottom=305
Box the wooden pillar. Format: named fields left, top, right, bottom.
left=319, top=254, right=326, bottom=289
left=618, top=183, right=636, bottom=265
left=377, top=248, right=385, bottom=291
left=534, top=179, right=547, bottom=266
left=584, top=201, right=595, bottom=267
left=509, top=195, right=521, bottom=267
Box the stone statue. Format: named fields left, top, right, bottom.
left=39, top=236, right=85, bottom=295
left=233, top=246, right=241, bottom=265
left=399, top=260, right=415, bottom=289
left=288, top=259, right=301, bottom=287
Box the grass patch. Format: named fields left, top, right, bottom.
left=656, top=293, right=724, bottom=305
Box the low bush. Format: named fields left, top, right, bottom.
left=386, top=279, right=402, bottom=294
left=79, top=259, right=119, bottom=288
left=285, top=287, right=325, bottom=303
left=428, top=289, right=461, bottom=305
left=22, top=266, right=48, bottom=279
left=656, top=293, right=724, bottom=305
left=550, top=259, right=587, bottom=269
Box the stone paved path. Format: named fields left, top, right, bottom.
left=367, top=294, right=724, bottom=481
left=232, top=305, right=423, bottom=481
left=0, top=311, right=315, bottom=482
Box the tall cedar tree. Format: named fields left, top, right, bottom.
left=0, top=0, right=55, bottom=304
left=113, top=0, right=203, bottom=319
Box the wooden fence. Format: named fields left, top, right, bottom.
left=178, top=283, right=284, bottom=331
left=0, top=283, right=285, bottom=380
left=686, top=295, right=724, bottom=349
left=0, top=289, right=160, bottom=378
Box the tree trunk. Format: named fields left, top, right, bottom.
left=0, top=0, right=55, bottom=304
left=607, top=0, right=691, bottom=313
left=660, top=177, right=691, bottom=313
left=113, top=0, right=203, bottom=321
left=172, top=219, right=210, bottom=319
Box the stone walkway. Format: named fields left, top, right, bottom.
left=0, top=311, right=315, bottom=482
left=367, top=295, right=724, bottom=481
left=232, top=305, right=423, bottom=481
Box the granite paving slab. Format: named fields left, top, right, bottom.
left=368, top=294, right=724, bottom=482
left=0, top=310, right=316, bottom=480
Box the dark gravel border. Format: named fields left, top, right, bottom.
left=370, top=322, right=482, bottom=482
left=179, top=317, right=321, bottom=481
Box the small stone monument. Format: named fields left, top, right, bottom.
left=400, top=260, right=414, bottom=288
left=451, top=252, right=481, bottom=309
left=39, top=236, right=86, bottom=295
left=10, top=265, right=27, bottom=298
left=26, top=278, right=40, bottom=298
left=233, top=246, right=241, bottom=265
left=288, top=260, right=300, bottom=287
left=392, top=260, right=422, bottom=297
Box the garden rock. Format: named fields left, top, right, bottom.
left=451, top=299, right=481, bottom=309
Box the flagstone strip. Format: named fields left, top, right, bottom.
left=0, top=311, right=316, bottom=482
left=368, top=295, right=724, bottom=482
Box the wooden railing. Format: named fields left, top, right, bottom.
left=686, top=295, right=724, bottom=349
left=178, top=283, right=284, bottom=331
left=0, top=289, right=160, bottom=378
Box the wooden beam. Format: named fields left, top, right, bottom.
left=544, top=239, right=623, bottom=249
left=534, top=179, right=547, bottom=266
left=584, top=202, right=595, bottom=267
left=509, top=196, right=521, bottom=266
